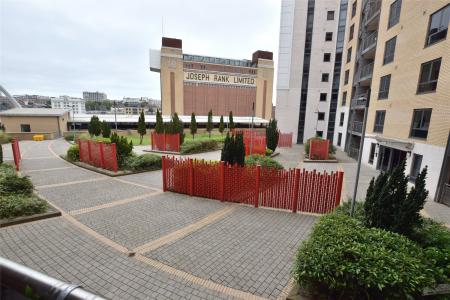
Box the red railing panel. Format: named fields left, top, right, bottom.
left=78, top=140, right=118, bottom=172
left=11, top=138, right=21, bottom=171
left=309, top=139, right=330, bottom=160
left=278, top=132, right=293, bottom=147
left=151, top=132, right=180, bottom=152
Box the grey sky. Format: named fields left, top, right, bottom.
left=0, top=0, right=280, bottom=101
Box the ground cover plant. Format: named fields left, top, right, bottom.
left=245, top=154, right=283, bottom=169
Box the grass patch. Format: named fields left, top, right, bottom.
left=245, top=155, right=283, bottom=169
left=124, top=154, right=162, bottom=171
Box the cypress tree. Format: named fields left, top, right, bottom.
left=155, top=109, right=164, bottom=133
left=229, top=111, right=235, bottom=130
left=219, top=115, right=225, bottom=136
left=0, top=144, right=3, bottom=164
left=172, top=113, right=184, bottom=144
left=88, top=115, right=101, bottom=137
left=266, top=119, right=279, bottom=152
left=137, top=110, right=146, bottom=144
left=190, top=112, right=197, bottom=139
left=101, top=120, right=111, bottom=138
left=221, top=132, right=231, bottom=163
left=206, top=110, right=213, bottom=138
left=235, top=133, right=245, bottom=166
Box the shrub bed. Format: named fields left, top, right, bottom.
left=66, top=145, right=79, bottom=161
left=245, top=154, right=283, bottom=169
left=180, top=140, right=220, bottom=154
left=124, top=154, right=162, bottom=171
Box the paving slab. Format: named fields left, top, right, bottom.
left=120, top=170, right=163, bottom=190
left=75, top=193, right=229, bottom=249
left=145, top=206, right=317, bottom=299
left=0, top=218, right=236, bottom=300
left=20, top=157, right=70, bottom=171
left=24, top=167, right=101, bottom=186
left=37, top=178, right=154, bottom=212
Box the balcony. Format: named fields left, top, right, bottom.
left=358, top=62, right=374, bottom=85
left=364, top=0, right=381, bottom=30
left=347, top=145, right=360, bottom=159
left=361, top=31, right=377, bottom=59
left=351, top=121, right=363, bottom=133
left=351, top=96, right=368, bottom=109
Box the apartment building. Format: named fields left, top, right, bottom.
left=276, top=0, right=349, bottom=143
left=334, top=0, right=450, bottom=204
left=51, top=95, right=86, bottom=114
left=82, top=91, right=107, bottom=102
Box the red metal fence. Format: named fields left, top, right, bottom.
left=78, top=140, right=118, bottom=172
left=151, top=132, right=180, bottom=152
left=11, top=138, right=21, bottom=171
left=244, top=136, right=266, bottom=156
left=162, top=156, right=343, bottom=214
left=309, top=139, right=330, bottom=160
left=278, top=132, right=293, bottom=147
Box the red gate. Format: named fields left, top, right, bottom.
left=151, top=132, right=180, bottom=152
left=11, top=138, right=21, bottom=171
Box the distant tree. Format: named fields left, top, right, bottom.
left=155, top=109, right=164, bottom=133
left=137, top=110, right=147, bottom=144
left=206, top=110, right=213, bottom=138
left=219, top=115, right=225, bottom=136
left=88, top=115, right=102, bottom=137
left=190, top=112, right=197, bottom=139
left=266, top=119, right=279, bottom=152
left=101, top=121, right=111, bottom=138
left=229, top=111, right=235, bottom=130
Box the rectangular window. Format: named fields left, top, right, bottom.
left=352, top=1, right=357, bottom=18
left=327, top=10, right=335, bottom=20
left=325, top=32, right=333, bottom=41
left=410, top=109, right=432, bottom=139
left=347, top=47, right=352, bottom=63
left=320, top=93, right=327, bottom=101
left=409, top=154, right=423, bottom=181
left=417, top=58, right=441, bottom=93
left=323, top=53, right=331, bottom=62
left=378, top=74, right=391, bottom=99
left=349, top=24, right=354, bottom=41
left=20, top=124, right=31, bottom=132
left=339, top=112, right=345, bottom=126
left=369, top=143, right=376, bottom=164
left=342, top=91, right=347, bottom=105
left=344, top=70, right=349, bottom=84
left=426, top=4, right=450, bottom=46
left=383, top=36, right=397, bottom=65
left=373, top=110, right=386, bottom=133
left=318, top=112, right=325, bottom=120
left=337, top=133, right=342, bottom=146
left=316, top=131, right=323, bottom=137
left=322, top=73, right=329, bottom=82
left=388, top=0, right=402, bottom=28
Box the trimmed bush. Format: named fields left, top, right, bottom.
left=110, top=132, right=133, bottom=167
left=181, top=140, right=219, bottom=154
left=293, top=213, right=437, bottom=299
left=124, top=154, right=162, bottom=171
left=245, top=155, right=283, bottom=169
left=266, top=119, right=279, bottom=152
left=0, top=195, right=48, bottom=219
left=0, top=172, right=34, bottom=196
left=265, top=148, right=273, bottom=156
left=66, top=145, right=79, bottom=161
left=0, top=131, right=12, bottom=144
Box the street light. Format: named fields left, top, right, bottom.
left=114, top=100, right=118, bottom=130
left=71, top=104, right=76, bottom=142
left=350, top=89, right=371, bottom=217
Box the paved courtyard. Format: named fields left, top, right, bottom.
left=0, top=139, right=316, bottom=299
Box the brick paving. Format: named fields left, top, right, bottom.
left=25, top=166, right=102, bottom=186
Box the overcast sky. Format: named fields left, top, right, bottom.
left=0, top=0, right=280, bottom=101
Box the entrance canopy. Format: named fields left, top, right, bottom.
left=375, top=136, right=414, bottom=152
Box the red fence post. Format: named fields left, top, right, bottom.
left=292, top=168, right=300, bottom=213
left=11, top=139, right=20, bottom=171
left=219, top=161, right=225, bottom=201
left=78, top=139, right=83, bottom=161
left=162, top=156, right=167, bottom=192
left=99, top=142, right=105, bottom=169
left=151, top=132, right=154, bottom=150
left=255, top=165, right=260, bottom=208
left=87, top=140, right=92, bottom=163
left=335, top=171, right=344, bottom=207
left=111, top=143, right=118, bottom=172
left=163, top=133, right=167, bottom=152
left=188, top=158, right=194, bottom=196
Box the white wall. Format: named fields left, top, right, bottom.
left=334, top=105, right=350, bottom=149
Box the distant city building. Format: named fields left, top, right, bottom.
left=51, top=95, right=86, bottom=114
left=122, top=97, right=141, bottom=107
left=83, top=91, right=107, bottom=102
left=13, top=94, right=51, bottom=108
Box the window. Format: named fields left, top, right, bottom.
left=320, top=93, right=327, bottom=101
left=373, top=110, right=386, bottom=133
left=323, top=53, right=331, bottom=62
left=322, top=73, right=329, bottom=82
left=316, top=131, right=323, bottom=137
left=344, top=70, right=349, bottom=84
left=325, top=32, right=333, bottom=41
left=417, top=58, right=441, bottom=93
left=342, top=91, right=347, bottom=106
left=410, top=109, right=432, bottom=139
left=369, top=143, right=376, bottom=164
left=347, top=47, right=352, bottom=63
left=409, top=154, right=423, bottom=181
left=339, top=112, right=345, bottom=126
left=327, top=10, right=335, bottom=20
left=352, top=1, right=357, bottom=18
left=383, top=36, right=397, bottom=64
left=349, top=24, right=354, bottom=41
left=378, top=74, right=391, bottom=99
left=318, top=112, right=325, bottom=120
left=426, top=4, right=450, bottom=46
left=20, top=124, right=31, bottom=132
left=337, top=133, right=342, bottom=146
left=388, top=0, right=402, bottom=28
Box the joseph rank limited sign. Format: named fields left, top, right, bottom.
left=184, top=71, right=256, bottom=86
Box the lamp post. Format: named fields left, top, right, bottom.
left=350, top=89, right=371, bottom=217
left=72, top=104, right=76, bottom=142
left=250, top=102, right=255, bottom=155
left=114, top=100, right=118, bottom=130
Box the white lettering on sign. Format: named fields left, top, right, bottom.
left=184, top=72, right=256, bottom=86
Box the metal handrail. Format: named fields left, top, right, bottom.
left=351, top=96, right=368, bottom=108
left=359, top=63, right=374, bottom=80
left=364, top=0, right=381, bottom=24
left=361, top=31, right=377, bottom=52
left=352, top=121, right=363, bottom=133
left=0, top=257, right=106, bottom=300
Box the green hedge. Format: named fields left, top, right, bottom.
left=124, top=154, right=162, bottom=171
left=245, top=155, right=283, bottom=169
left=67, top=145, right=79, bottom=161
left=180, top=140, right=220, bottom=154
left=0, top=195, right=48, bottom=219
left=0, top=165, right=34, bottom=197
left=293, top=213, right=438, bottom=299
left=0, top=130, right=12, bottom=144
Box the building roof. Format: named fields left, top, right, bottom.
left=0, top=108, right=69, bottom=117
